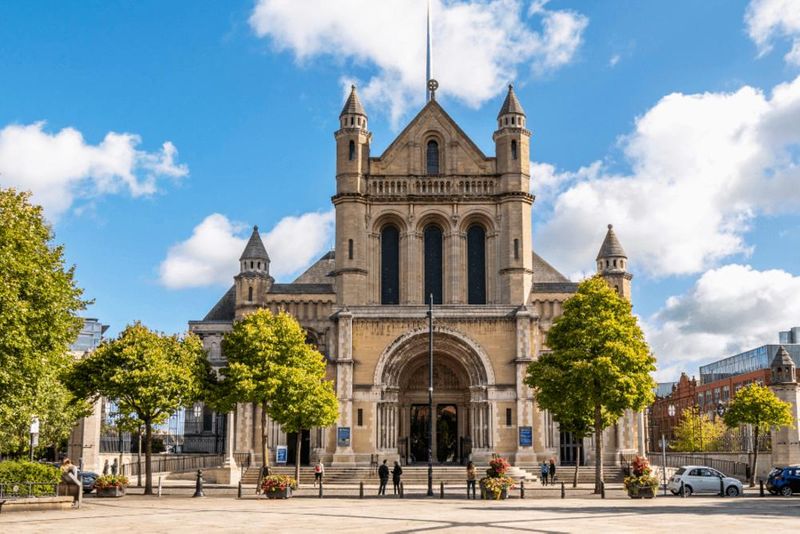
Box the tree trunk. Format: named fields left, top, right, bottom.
left=573, top=447, right=580, bottom=488
left=750, top=426, right=759, bottom=487
left=259, top=401, right=269, bottom=490
left=594, top=404, right=604, bottom=494
left=144, top=419, right=153, bottom=495
left=295, top=431, right=302, bottom=487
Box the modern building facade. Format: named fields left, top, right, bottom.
left=189, top=84, right=645, bottom=467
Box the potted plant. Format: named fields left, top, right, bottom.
left=261, top=474, right=297, bottom=499
left=623, top=456, right=658, bottom=499
left=479, top=457, right=515, bottom=500
left=94, top=474, right=129, bottom=497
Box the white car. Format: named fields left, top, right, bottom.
left=667, top=465, right=744, bottom=497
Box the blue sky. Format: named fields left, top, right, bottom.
left=2, top=0, right=800, bottom=380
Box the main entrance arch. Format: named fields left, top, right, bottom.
left=374, top=327, right=495, bottom=464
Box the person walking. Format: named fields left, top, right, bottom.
left=378, top=459, right=389, bottom=495
left=549, top=458, right=557, bottom=484
left=314, top=460, right=325, bottom=487
left=540, top=461, right=549, bottom=486
left=102, top=459, right=109, bottom=476
left=466, top=461, right=477, bottom=499
left=392, top=461, right=403, bottom=495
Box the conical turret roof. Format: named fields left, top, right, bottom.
left=497, top=84, right=525, bottom=118
left=239, top=225, right=270, bottom=261
left=340, top=85, right=367, bottom=117
left=596, top=224, right=627, bottom=260
left=771, top=346, right=795, bottom=368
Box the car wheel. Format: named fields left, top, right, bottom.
left=683, top=485, right=693, bottom=497
left=726, top=486, right=740, bottom=497
left=780, top=486, right=793, bottom=497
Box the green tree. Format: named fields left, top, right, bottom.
left=723, top=383, right=793, bottom=486
left=66, top=323, right=206, bottom=494
left=670, top=406, right=726, bottom=452
left=526, top=276, right=656, bottom=492
left=0, top=188, right=89, bottom=457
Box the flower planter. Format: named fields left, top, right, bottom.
left=96, top=486, right=126, bottom=498
left=627, top=485, right=656, bottom=499
left=479, top=482, right=509, bottom=500
left=265, top=487, right=292, bottom=499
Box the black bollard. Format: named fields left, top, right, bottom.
left=680, top=481, right=686, bottom=498
left=440, top=481, right=444, bottom=499
left=760, top=480, right=765, bottom=497
left=600, top=480, right=605, bottom=499
left=359, top=481, right=364, bottom=498
left=192, top=469, right=204, bottom=498
left=561, top=481, right=565, bottom=499
left=467, top=481, right=470, bottom=499
left=520, top=480, right=525, bottom=499
left=400, top=482, right=404, bottom=499
left=719, top=476, right=725, bottom=497
left=237, top=480, right=242, bottom=499
left=319, top=480, right=323, bottom=499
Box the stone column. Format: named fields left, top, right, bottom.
left=333, top=309, right=356, bottom=465
left=514, top=307, right=536, bottom=463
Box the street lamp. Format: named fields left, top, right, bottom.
left=29, top=417, right=40, bottom=461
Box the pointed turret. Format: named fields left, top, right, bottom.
left=239, top=225, right=270, bottom=273
left=234, top=225, right=272, bottom=318
left=497, top=84, right=526, bottom=129
left=339, top=85, right=368, bottom=130
left=596, top=224, right=632, bottom=300
left=771, top=346, right=797, bottom=384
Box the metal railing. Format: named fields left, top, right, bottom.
left=121, top=454, right=224, bottom=476
left=233, top=452, right=252, bottom=468
left=649, top=453, right=749, bottom=478
left=0, top=482, right=59, bottom=499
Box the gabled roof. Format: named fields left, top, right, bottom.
left=202, top=285, right=236, bottom=321
left=292, top=251, right=336, bottom=284
left=498, top=84, right=525, bottom=118
left=596, top=224, right=627, bottom=260
left=532, top=252, right=569, bottom=283
left=376, top=99, right=489, bottom=163
left=340, top=85, right=366, bottom=117
left=240, top=226, right=270, bottom=261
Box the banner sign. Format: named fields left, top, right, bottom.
left=337, top=426, right=351, bottom=447
left=276, top=445, right=288, bottom=464
left=519, top=426, right=533, bottom=447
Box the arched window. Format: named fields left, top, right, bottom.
left=426, top=140, right=439, bottom=175
left=424, top=224, right=443, bottom=304
left=511, top=140, right=518, bottom=160
left=348, top=140, right=355, bottom=161
left=248, top=286, right=253, bottom=301
left=381, top=225, right=400, bottom=305
left=467, top=224, right=486, bottom=304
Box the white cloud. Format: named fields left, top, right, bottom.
left=535, top=75, right=800, bottom=278
left=0, top=122, right=188, bottom=218
left=249, top=0, right=588, bottom=124
left=608, top=53, right=621, bottom=67
left=159, top=210, right=335, bottom=289
left=745, top=0, right=800, bottom=65
left=644, top=264, right=800, bottom=381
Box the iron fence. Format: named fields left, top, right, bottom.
left=0, top=482, right=59, bottom=499
left=121, top=454, right=224, bottom=476
left=650, top=454, right=749, bottom=478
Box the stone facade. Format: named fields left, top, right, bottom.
left=770, top=347, right=800, bottom=466
left=188, top=85, right=644, bottom=467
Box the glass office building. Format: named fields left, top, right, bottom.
left=69, top=318, right=109, bottom=353
left=699, top=344, right=800, bottom=384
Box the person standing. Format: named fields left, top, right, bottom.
left=392, top=461, right=403, bottom=495
left=549, top=458, right=557, bottom=484
left=314, top=460, right=325, bottom=487
left=378, top=459, right=389, bottom=495
left=111, top=458, right=118, bottom=476
left=466, top=461, right=477, bottom=499
left=102, top=459, right=109, bottom=476
left=540, top=461, right=549, bottom=486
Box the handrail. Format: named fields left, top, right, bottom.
left=121, top=454, right=224, bottom=476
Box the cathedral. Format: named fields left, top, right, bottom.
left=188, top=83, right=645, bottom=468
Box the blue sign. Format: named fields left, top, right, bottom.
left=337, top=426, right=351, bottom=447
left=519, top=426, right=532, bottom=447
left=276, top=445, right=288, bottom=464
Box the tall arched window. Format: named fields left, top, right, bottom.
left=467, top=224, right=486, bottom=304
left=348, top=140, right=355, bottom=161
left=248, top=286, right=253, bottom=301
left=381, top=225, right=400, bottom=305
left=511, top=140, right=518, bottom=160
left=424, top=224, right=443, bottom=304
left=426, top=140, right=439, bottom=175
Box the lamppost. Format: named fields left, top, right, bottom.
left=662, top=404, right=674, bottom=495
left=426, top=293, right=434, bottom=497
left=29, top=417, right=40, bottom=461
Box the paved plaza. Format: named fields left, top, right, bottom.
left=2, top=488, right=799, bottom=533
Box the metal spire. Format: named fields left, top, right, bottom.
left=426, top=0, right=433, bottom=102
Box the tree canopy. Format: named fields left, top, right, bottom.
left=0, top=188, right=89, bottom=455
left=526, top=276, right=656, bottom=491
left=670, top=406, right=726, bottom=452
left=67, top=323, right=207, bottom=494
left=723, top=383, right=793, bottom=485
